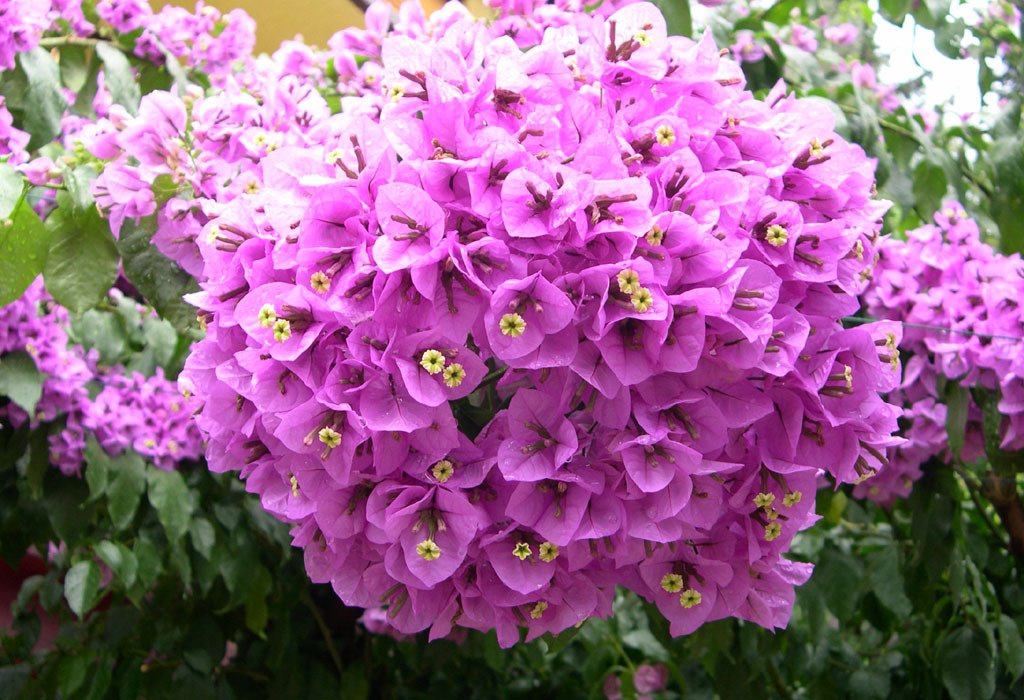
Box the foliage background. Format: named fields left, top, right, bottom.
left=1, top=0, right=1023, bottom=698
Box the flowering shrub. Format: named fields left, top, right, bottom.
left=1, top=0, right=1024, bottom=697
left=92, top=0, right=898, bottom=644
left=860, top=204, right=1024, bottom=508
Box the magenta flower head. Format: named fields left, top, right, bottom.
left=167, top=1, right=900, bottom=644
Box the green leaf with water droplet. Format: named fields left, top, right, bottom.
left=116, top=215, right=198, bottom=331
left=16, top=47, right=65, bottom=150
left=0, top=197, right=54, bottom=306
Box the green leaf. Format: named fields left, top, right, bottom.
left=945, top=382, right=970, bottom=458
left=106, top=451, right=147, bottom=531
left=133, top=538, right=162, bottom=590
left=95, top=43, right=140, bottom=114
left=16, top=48, right=66, bottom=150
left=43, top=208, right=120, bottom=314
left=0, top=198, right=53, bottom=306
left=116, top=216, right=198, bottom=332
left=0, top=350, right=43, bottom=415
left=43, top=476, right=96, bottom=547
left=814, top=548, right=864, bottom=622
left=937, top=626, right=996, bottom=700
left=999, top=614, right=1024, bottom=683
left=244, top=565, right=273, bottom=635
left=879, top=0, right=912, bottom=23
left=651, top=0, right=692, bottom=37
left=64, top=560, right=101, bottom=618
left=0, top=162, right=24, bottom=219
left=84, top=437, right=110, bottom=500
left=866, top=547, right=913, bottom=617
left=912, top=159, right=947, bottom=220
left=188, top=517, right=216, bottom=560
left=94, top=540, right=138, bottom=589
left=58, top=652, right=90, bottom=697
left=339, top=663, right=370, bottom=700
left=989, top=135, right=1024, bottom=255
left=147, top=468, right=194, bottom=542
left=58, top=45, right=91, bottom=93
left=621, top=629, right=669, bottom=662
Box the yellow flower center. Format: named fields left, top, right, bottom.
left=655, top=124, right=676, bottom=147
left=431, top=459, right=454, bottom=483
left=499, top=313, right=526, bottom=337
left=617, top=268, right=641, bottom=294
left=645, top=224, right=664, bottom=246
left=660, top=573, right=684, bottom=593
left=530, top=601, right=549, bottom=619
left=272, top=319, right=291, bottom=342
left=318, top=427, right=341, bottom=449
left=416, top=539, right=441, bottom=561
left=753, top=492, right=775, bottom=508
left=420, top=349, right=446, bottom=375
left=782, top=490, right=802, bottom=508
left=310, top=271, right=331, bottom=294
left=764, top=522, right=782, bottom=541
left=538, top=542, right=560, bottom=562
left=512, top=542, right=532, bottom=561
left=443, top=363, right=466, bottom=388
left=765, top=224, right=789, bottom=247
left=290, top=474, right=299, bottom=497
left=258, top=304, right=277, bottom=328
left=680, top=588, right=702, bottom=609
left=631, top=288, right=654, bottom=312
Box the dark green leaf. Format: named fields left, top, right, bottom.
left=106, top=451, right=147, bottom=531
left=999, top=614, right=1024, bottom=683
left=117, top=216, right=198, bottom=331
left=866, top=547, right=913, bottom=617
left=945, top=382, right=969, bottom=458
left=147, top=468, right=194, bottom=542
left=0, top=350, right=43, bottom=414
left=84, top=437, right=110, bottom=500
left=912, top=159, right=948, bottom=220
left=16, top=48, right=65, bottom=149
left=43, top=208, right=120, bottom=314
left=133, top=538, right=162, bottom=590
left=58, top=654, right=90, bottom=697
left=188, top=517, right=216, bottom=560
left=43, top=475, right=95, bottom=547
left=244, top=565, right=272, bottom=635
left=879, top=0, right=912, bottom=23
left=937, top=627, right=996, bottom=700
left=64, top=559, right=102, bottom=618
left=0, top=198, right=53, bottom=306
left=94, top=540, right=138, bottom=589
left=989, top=136, right=1024, bottom=255
left=58, top=45, right=91, bottom=93
left=95, top=43, right=140, bottom=114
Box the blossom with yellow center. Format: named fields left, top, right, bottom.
left=538, top=542, right=560, bottom=562
left=420, top=349, right=446, bottom=375
left=416, top=539, right=441, bottom=561
left=617, top=268, right=641, bottom=294
left=310, top=271, right=331, bottom=294
left=512, top=542, right=532, bottom=561
left=431, top=459, right=454, bottom=483
left=443, top=363, right=466, bottom=388
left=633, top=30, right=651, bottom=46
left=655, top=124, right=676, bottom=147
left=764, top=522, right=782, bottom=541
left=809, top=137, right=825, bottom=157
left=680, top=588, right=702, bottom=608
left=272, top=318, right=291, bottom=342
left=645, top=224, right=664, bottom=246
left=258, top=304, right=277, bottom=328
left=753, top=492, right=775, bottom=508
left=631, top=288, right=654, bottom=312
left=530, top=601, right=549, bottom=619
left=499, top=313, right=526, bottom=337
left=290, top=474, right=299, bottom=497
left=660, top=573, right=684, bottom=593
left=765, top=224, right=789, bottom=247
left=387, top=85, right=404, bottom=102
left=318, top=427, right=341, bottom=449
left=782, top=491, right=802, bottom=508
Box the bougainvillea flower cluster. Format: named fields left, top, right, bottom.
left=93, top=0, right=903, bottom=644
left=0, top=282, right=202, bottom=474
left=860, top=203, right=1024, bottom=503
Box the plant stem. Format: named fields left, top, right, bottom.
left=301, top=588, right=344, bottom=674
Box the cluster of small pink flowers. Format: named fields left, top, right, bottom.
left=0, top=0, right=49, bottom=71
left=0, top=96, right=30, bottom=162
left=859, top=204, right=1024, bottom=503
left=147, top=0, right=903, bottom=645
left=0, top=282, right=202, bottom=474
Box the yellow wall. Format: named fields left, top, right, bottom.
left=154, top=0, right=457, bottom=54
